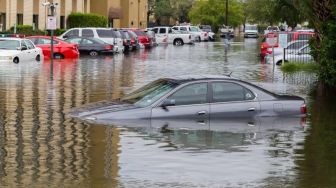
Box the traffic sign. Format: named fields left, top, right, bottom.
left=47, top=16, right=57, bottom=30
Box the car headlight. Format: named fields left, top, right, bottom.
left=0, top=56, right=13, bottom=60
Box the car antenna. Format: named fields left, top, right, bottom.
left=227, top=72, right=233, bottom=77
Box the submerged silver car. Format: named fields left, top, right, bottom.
left=70, top=75, right=307, bottom=123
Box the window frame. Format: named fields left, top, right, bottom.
left=209, top=81, right=256, bottom=104
left=162, top=82, right=210, bottom=107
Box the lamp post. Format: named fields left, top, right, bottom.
left=42, top=2, right=58, bottom=79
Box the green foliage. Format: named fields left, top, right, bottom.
left=188, top=0, right=244, bottom=32
left=280, top=62, right=319, bottom=73
left=7, top=25, right=45, bottom=35
left=310, top=7, right=336, bottom=86
left=54, top=29, right=67, bottom=36
left=67, top=13, right=108, bottom=28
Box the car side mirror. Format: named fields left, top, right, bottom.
left=161, top=99, right=175, bottom=110
left=63, top=35, right=69, bottom=39
left=21, top=46, right=28, bottom=51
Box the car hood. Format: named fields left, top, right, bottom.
left=0, top=50, right=20, bottom=56
left=69, top=100, right=139, bottom=119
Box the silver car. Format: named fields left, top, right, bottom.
left=70, top=75, right=307, bottom=123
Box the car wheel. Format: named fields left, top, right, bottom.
left=174, top=39, right=184, bottom=46
left=13, top=57, right=19, bottom=64
left=89, top=50, right=99, bottom=57
left=54, top=53, right=64, bottom=59
left=276, top=61, right=282, bottom=66
left=35, top=54, right=41, bottom=61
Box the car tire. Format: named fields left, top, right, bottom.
left=89, top=50, right=99, bottom=57
left=173, top=39, right=184, bottom=46
left=13, top=57, right=19, bottom=64
left=54, top=53, right=64, bottom=59
left=35, top=54, right=41, bottom=61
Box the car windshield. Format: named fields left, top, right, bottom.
left=0, top=40, right=20, bottom=50
left=134, top=31, right=147, bottom=36
left=246, top=26, right=257, bottom=30
left=190, top=27, right=200, bottom=32
left=121, top=79, right=179, bottom=107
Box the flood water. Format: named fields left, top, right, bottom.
left=0, top=37, right=335, bottom=188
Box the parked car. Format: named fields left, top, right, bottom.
left=58, top=28, right=124, bottom=53
left=126, top=30, right=139, bottom=51
left=220, top=25, right=234, bottom=38
left=199, top=25, right=216, bottom=41
left=0, top=37, right=43, bottom=63
left=64, top=37, right=113, bottom=56
left=268, top=40, right=308, bottom=56
left=130, top=29, right=152, bottom=48
left=70, top=75, right=307, bottom=122
left=265, top=44, right=313, bottom=65
left=145, top=29, right=157, bottom=46
left=27, top=36, right=79, bottom=59
left=264, top=26, right=280, bottom=35
left=150, top=27, right=194, bottom=46
left=244, top=24, right=259, bottom=38
left=172, top=25, right=209, bottom=42
left=118, top=30, right=132, bottom=52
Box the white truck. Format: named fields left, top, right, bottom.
left=150, top=27, right=194, bottom=46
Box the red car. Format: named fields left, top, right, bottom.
left=26, top=36, right=79, bottom=59
left=129, top=29, right=152, bottom=48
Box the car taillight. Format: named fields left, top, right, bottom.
left=300, top=104, right=307, bottom=114
left=204, top=33, right=208, bottom=36
left=123, top=39, right=127, bottom=45
left=105, top=45, right=113, bottom=50
left=261, top=45, right=264, bottom=49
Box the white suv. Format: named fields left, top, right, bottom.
left=171, top=25, right=209, bottom=42
left=59, top=28, right=124, bottom=53
left=150, top=27, right=194, bottom=45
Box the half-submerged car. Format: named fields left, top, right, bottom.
left=0, top=37, right=43, bottom=63
left=70, top=75, right=307, bottom=122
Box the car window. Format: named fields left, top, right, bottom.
left=97, top=29, right=115, bottom=38
left=113, top=30, right=122, bottom=38
left=21, top=41, right=28, bottom=49
left=37, top=38, right=58, bottom=45
left=82, top=29, right=94, bottom=37
left=0, top=40, right=20, bottom=50
left=81, top=38, right=94, bottom=45
left=300, top=46, right=310, bottom=54
left=28, top=38, right=38, bottom=44
left=168, top=28, right=172, bottom=33
left=212, top=82, right=255, bottom=102
left=152, top=28, right=158, bottom=33
left=180, top=27, right=187, bottom=31
left=172, top=27, right=178, bottom=30
left=25, top=40, right=35, bottom=49
left=67, top=38, right=82, bottom=44
left=159, top=28, right=166, bottom=34
left=66, top=29, right=79, bottom=37
left=190, top=27, right=199, bottom=32
left=287, top=41, right=307, bottom=50
left=167, top=83, right=208, bottom=106
left=298, top=34, right=312, bottom=40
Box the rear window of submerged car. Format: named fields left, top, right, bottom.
left=97, top=29, right=116, bottom=38
left=134, top=31, right=147, bottom=36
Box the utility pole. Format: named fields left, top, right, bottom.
left=225, top=0, right=228, bottom=26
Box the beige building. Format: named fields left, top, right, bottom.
left=0, top=0, right=147, bottom=31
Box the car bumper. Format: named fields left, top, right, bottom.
left=244, top=33, right=259, bottom=38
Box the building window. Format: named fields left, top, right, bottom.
left=60, top=16, right=65, bottom=29
left=17, top=14, right=23, bottom=25
left=33, top=15, right=39, bottom=30
left=0, top=13, right=5, bottom=31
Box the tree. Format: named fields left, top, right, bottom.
left=188, top=0, right=244, bottom=31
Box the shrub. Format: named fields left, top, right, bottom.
left=8, top=25, right=45, bottom=36
left=67, top=12, right=108, bottom=28
left=54, top=29, right=67, bottom=36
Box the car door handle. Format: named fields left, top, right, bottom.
left=248, top=108, right=255, bottom=111
left=197, top=111, right=207, bottom=115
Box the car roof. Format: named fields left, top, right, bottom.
left=164, top=75, right=236, bottom=83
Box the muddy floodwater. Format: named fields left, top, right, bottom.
left=0, top=37, right=335, bottom=188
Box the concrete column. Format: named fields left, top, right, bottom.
left=85, top=0, right=90, bottom=13
left=77, top=0, right=83, bottom=12
left=23, top=0, right=33, bottom=26
left=6, top=0, right=17, bottom=30
left=38, top=0, right=47, bottom=30
left=53, top=0, right=61, bottom=28
left=64, top=0, right=72, bottom=29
